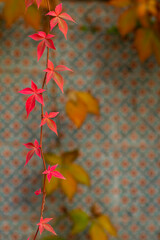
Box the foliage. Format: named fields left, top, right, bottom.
left=66, top=90, right=100, bottom=128
left=18, top=1, right=76, bottom=239
left=56, top=206, right=118, bottom=240
left=0, top=0, right=59, bottom=29
left=44, top=150, right=90, bottom=200
left=109, top=0, right=160, bottom=64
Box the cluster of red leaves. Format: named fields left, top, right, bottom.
left=19, top=2, right=75, bottom=239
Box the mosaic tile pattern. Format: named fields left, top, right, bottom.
left=0, top=2, right=160, bottom=240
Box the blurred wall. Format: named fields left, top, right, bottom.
left=0, top=2, right=160, bottom=240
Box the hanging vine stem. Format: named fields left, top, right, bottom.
left=33, top=1, right=51, bottom=239
left=19, top=0, right=76, bottom=238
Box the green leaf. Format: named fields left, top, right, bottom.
left=69, top=209, right=90, bottom=234
left=44, top=153, right=62, bottom=165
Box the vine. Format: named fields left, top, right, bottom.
left=19, top=0, right=76, bottom=239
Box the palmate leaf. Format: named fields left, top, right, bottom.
left=69, top=209, right=90, bottom=234
left=44, top=150, right=90, bottom=200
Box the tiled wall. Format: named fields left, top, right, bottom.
left=0, top=2, right=160, bottom=239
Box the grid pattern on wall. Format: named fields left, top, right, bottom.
left=0, top=2, right=160, bottom=240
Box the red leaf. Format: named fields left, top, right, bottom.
left=58, top=18, right=68, bottom=39
left=26, top=95, right=35, bottom=117
left=37, top=41, right=45, bottom=61
left=47, top=119, right=58, bottom=135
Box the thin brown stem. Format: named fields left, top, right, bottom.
left=33, top=227, right=39, bottom=240
left=32, top=0, right=51, bottom=239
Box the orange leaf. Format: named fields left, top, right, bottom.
left=66, top=95, right=88, bottom=128
left=60, top=171, right=77, bottom=201
left=109, top=0, right=131, bottom=7
left=135, top=28, right=153, bottom=62
left=118, top=7, right=137, bottom=36
left=76, top=91, right=99, bottom=115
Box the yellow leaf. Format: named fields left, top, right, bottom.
left=89, top=223, right=108, bottom=240
left=66, top=97, right=88, bottom=128
left=152, top=32, right=160, bottom=65
left=109, top=0, right=131, bottom=7
left=61, top=150, right=79, bottom=164
left=97, top=215, right=118, bottom=237
left=24, top=5, right=41, bottom=30
left=68, top=163, right=90, bottom=186
left=3, top=0, right=24, bottom=27
left=45, top=176, right=59, bottom=195
left=44, top=153, right=62, bottom=165
left=76, top=91, right=99, bottom=115
left=60, top=171, right=77, bottom=201
left=118, top=7, right=137, bottom=36
left=135, top=28, right=153, bottom=62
